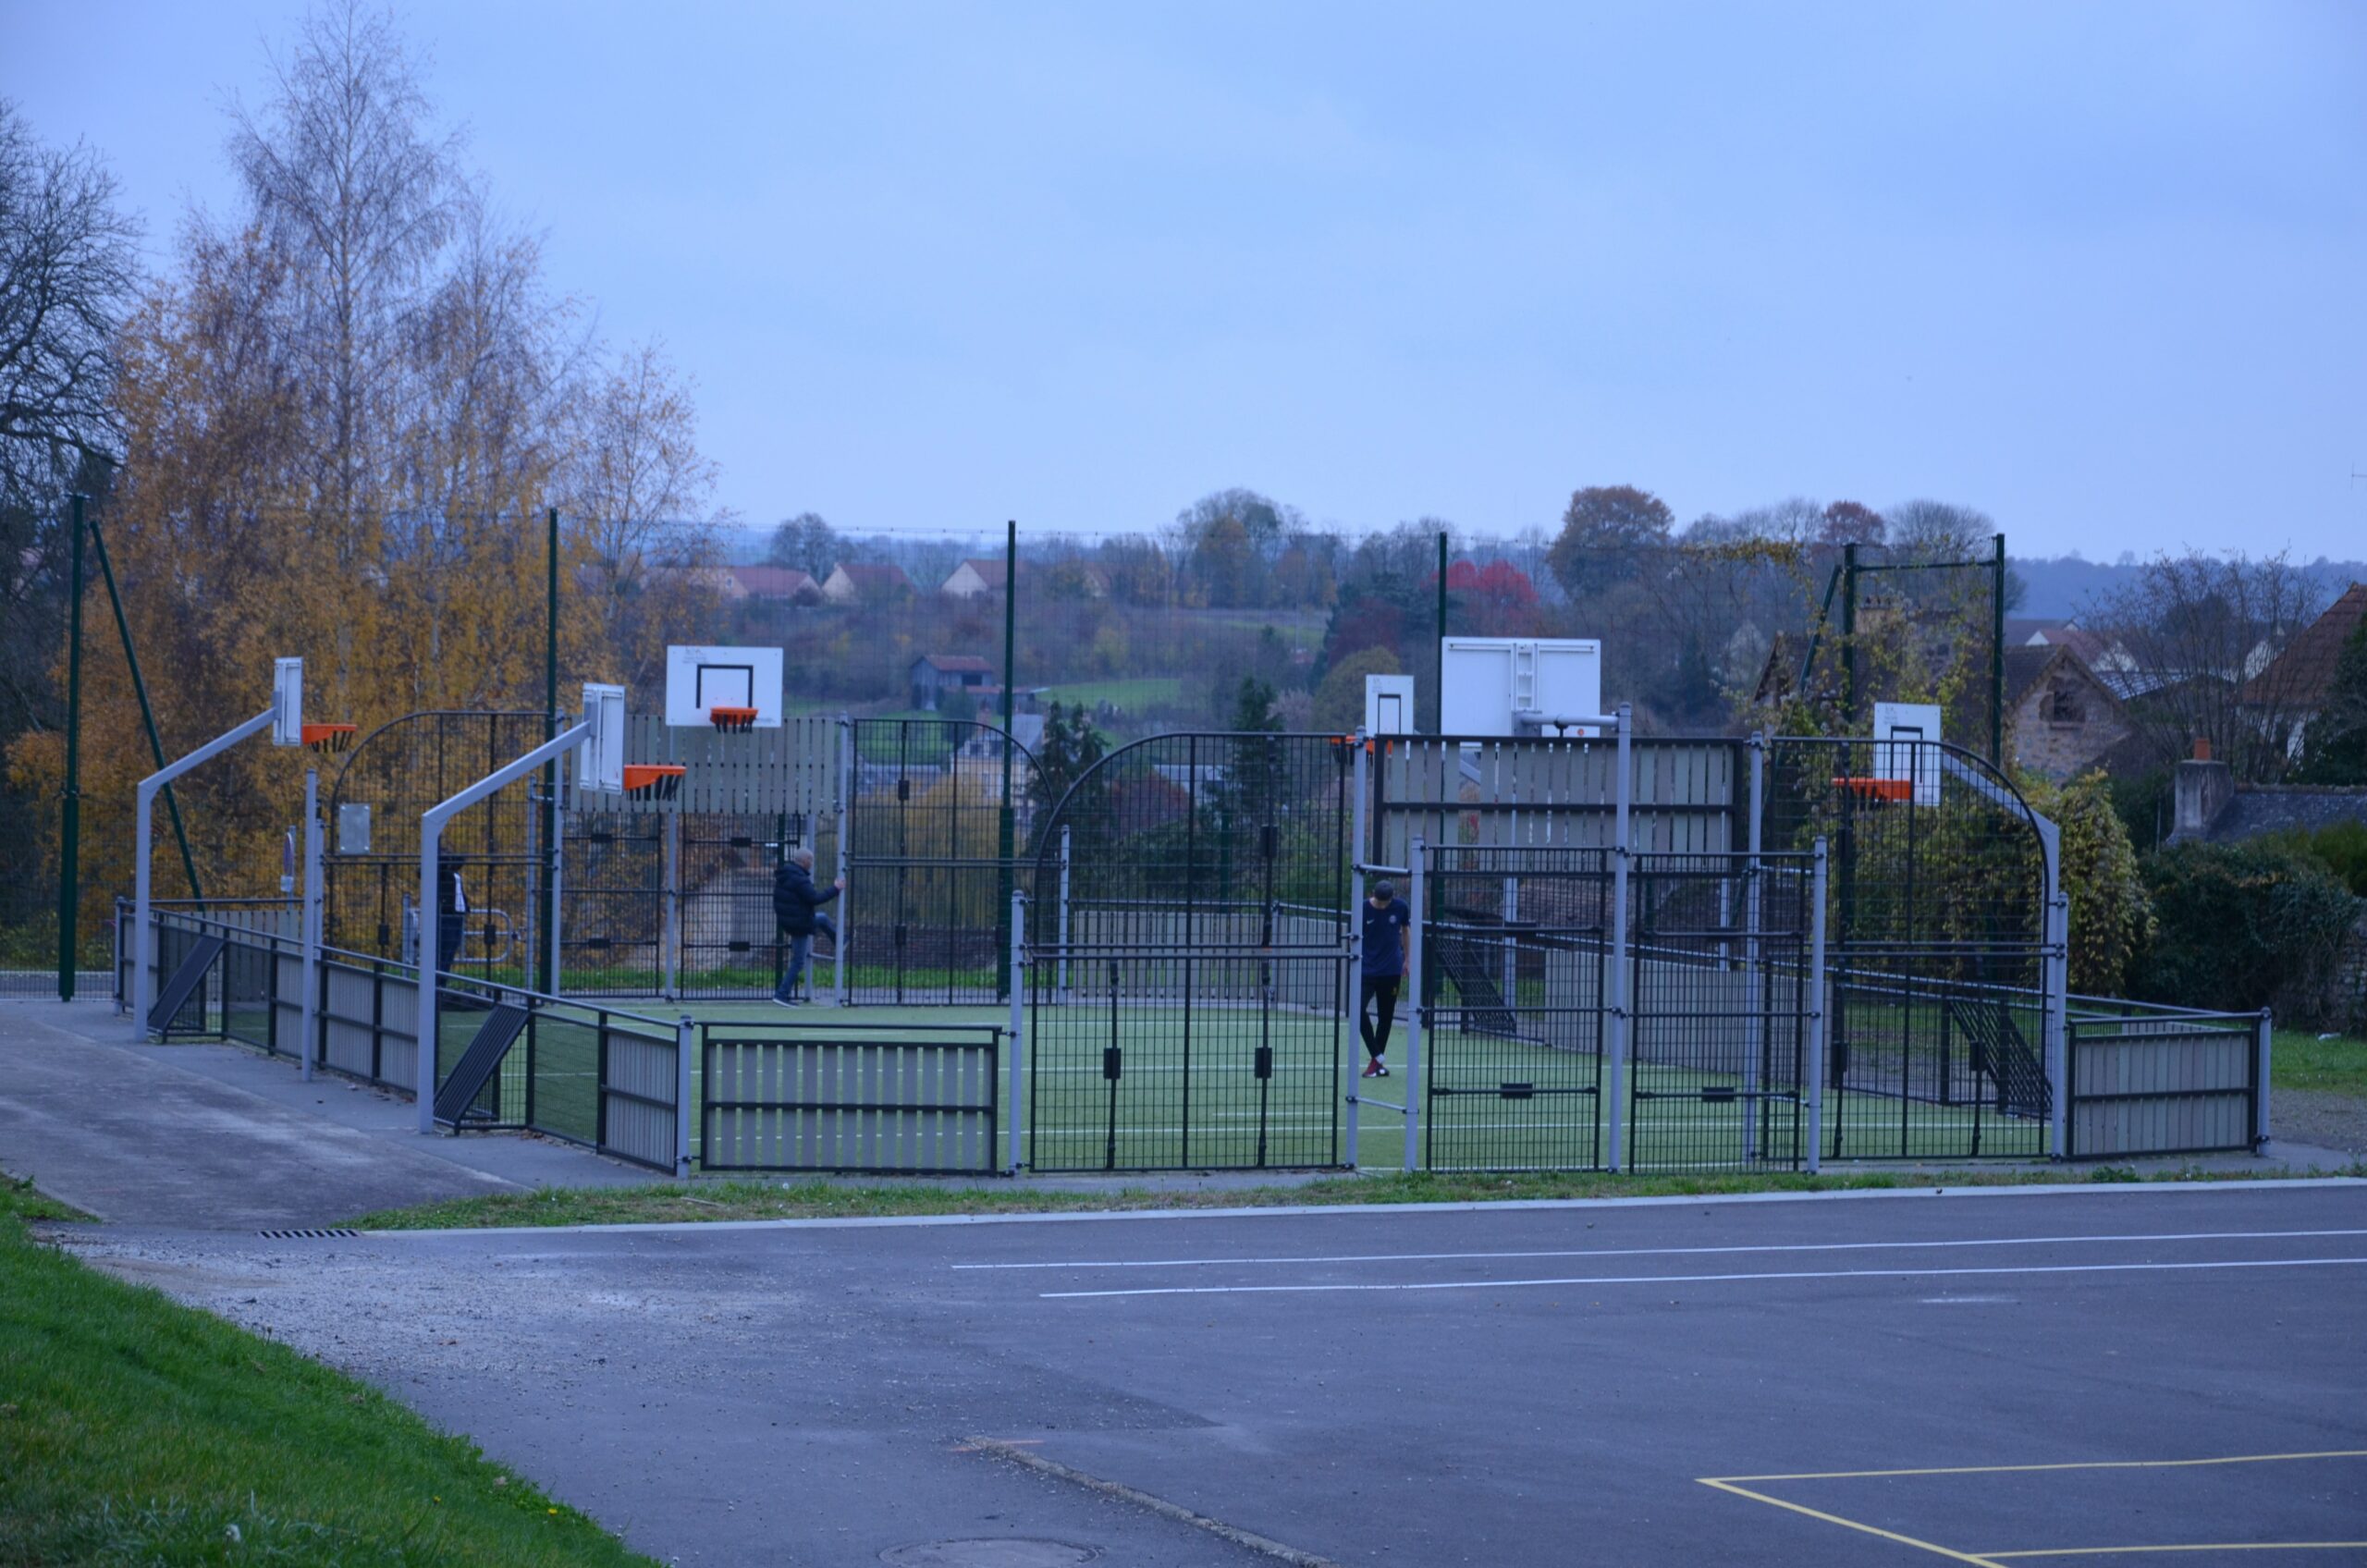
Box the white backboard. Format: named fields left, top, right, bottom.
left=272, top=657, right=303, bottom=746
left=580, top=682, right=627, bottom=793
left=1364, top=673, right=1416, bottom=735
left=1440, top=638, right=1603, bottom=737
left=1872, top=701, right=1944, bottom=807
left=664, top=644, right=784, bottom=728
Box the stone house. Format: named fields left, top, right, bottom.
left=2003, top=643, right=2131, bottom=779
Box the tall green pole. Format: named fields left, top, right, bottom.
left=1840, top=541, right=1859, bottom=734
left=88, top=513, right=202, bottom=901
left=1434, top=530, right=1448, bottom=732
left=1991, top=533, right=2007, bottom=766
left=57, top=495, right=85, bottom=999
left=997, top=519, right=1017, bottom=1000
left=542, top=507, right=559, bottom=993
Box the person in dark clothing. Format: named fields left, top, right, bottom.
left=771, top=847, right=844, bottom=1004
left=435, top=858, right=468, bottom=978
left=1359, top=878, right=1411, bottom=1077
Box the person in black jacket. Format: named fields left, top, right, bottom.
left=435, top=857, right=469, bottom=978
left=771, top=848, right=843, bottom=1005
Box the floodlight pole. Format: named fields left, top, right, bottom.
left=1991, top=533, right=2007, bottom=766
left=58, top=494, right=85, bottom=999
left=997, top=519, right=1018, bottom=1002
left=134, top=707, right=275, bottom=1034
left=418, top=717, right=595, bottom=1133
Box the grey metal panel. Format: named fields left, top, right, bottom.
left=2070, top=1026, right=2253, bottom=1157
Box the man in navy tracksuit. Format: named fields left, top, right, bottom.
left=1359, top=878, right=1412, bottom=1077
left=771, top=848, right=843, bottom=1005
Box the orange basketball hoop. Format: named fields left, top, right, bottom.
left=1833, top=775, right=1913, bottom=803
left=709, top=705, right=758, bottom=733
left=622, top=764, right=687, bottom=802
left=301, top=723, right=356, bottom=753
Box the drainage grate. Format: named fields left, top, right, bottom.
left=257, top=1228, right=361, bottom=1240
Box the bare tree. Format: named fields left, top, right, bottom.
left=0, top=101, right=139, bottom=506
left=2085, top=552, right=2330, bottom=781
left=228, top=0, right=461, bottom=530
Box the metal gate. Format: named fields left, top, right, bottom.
left=1024, top=732, right=1355, bottom=1170
left=847, top=718, right=1035, bottom=1004
left=674, top=812, right=822, bottom=998
left=1620, top=850, right=1820, bottom=1171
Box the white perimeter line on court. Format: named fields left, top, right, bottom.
left=1039, top=1256, right=2367, bottom=1299
left=951, top=1227, right=2367, bottom=1271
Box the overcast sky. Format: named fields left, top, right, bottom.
left=9, top=1, right=2365, bottom=557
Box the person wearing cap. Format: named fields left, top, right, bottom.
left=1358, top=878, right=1412, bottom=1077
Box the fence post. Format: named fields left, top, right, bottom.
left=1057, top=827, right=1073, bottom=1003
left=1742, top=734, right=1765, bottom=1162
left=1807, top=836, right=1829, bottom=1174
left=1009, top=890, right=1026, bottom=1173
left=1605, top=707, right=1632, bottom=1173
left=2253, top=1009, right=2273, bottom=1152
left=1348, top=732, right=1368, bottom=1170
left=836, top=715, right=853, bottom=1007
left=662, top=812, right=681, bottom=1000
left=548, top=784, right=565, bottom=999
left=676, top=1014, right=695, bottom=1178
left=301, top=766, right=321, bottom=1083
left=1405, top=835, right=1425, bottom=1172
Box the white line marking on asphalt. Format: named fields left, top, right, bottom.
left=955, top=1228, right=2367, bottom=1270
left=1039, top=1256, right=2367, bottom=1298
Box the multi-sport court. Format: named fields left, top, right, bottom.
left=123, top=659, right=2268, bottom=1179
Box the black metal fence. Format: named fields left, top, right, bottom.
left=2063, top=998, right=2266, bottom=1159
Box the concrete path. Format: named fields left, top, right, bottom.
left=0, top=999, right=651, bottom=1228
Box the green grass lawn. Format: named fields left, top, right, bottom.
left=0, top=1177, right=658, bottom=1568
left=2273, top=1029, right=2367, bottom=1096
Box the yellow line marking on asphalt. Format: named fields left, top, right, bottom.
left=1706, top=1451, right=2367, bottom=1484
left=1695, top=1478, right=2007, bottom=1566
left=1983, top=1547, right=2367, bottom=1559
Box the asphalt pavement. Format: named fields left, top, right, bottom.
left=57, top=1181, right=2367, bottom=1567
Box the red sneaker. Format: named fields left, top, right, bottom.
left=1363, top=1058, right=1389, bottom=1078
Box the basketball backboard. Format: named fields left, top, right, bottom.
left=1440, top=638, right=1602, bottom=737
left=1365, top=673, right=1416, bottom=735
left=580, top=682, right=627, bottom=793
left=1872, top=701, right=1943, bottom=807
left=664, top=644, right=784, bottom=728
left=272, top=657, right=303, bottom=746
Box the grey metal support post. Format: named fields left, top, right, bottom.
left=676, top=1014, right=695, bottom=1178
left=1604, top=706, right=1633, bottom=1172
left=836, top=715, right=853, bottom=1007
left=301, top=767, right=321, bottom=1083
left=548, top=775, right=566, bottom=997
left=134, top=706, right=274, bottom=1034
left=661, top=813, right=681, bottom=999
left=420, top=717, right=595, bottom=1133
left=1404, top=835, right=1426, bottom=1171
left=1741, top=734, right=1766, bottom=1161
left=1347, top=733, right=1369, bottom=1169
left=1009, top=890, right=1026, bottom=1172
left=2253, top=1009, right=2274, bottom=1152
left=1807, top=837, right=1829, bottom=1173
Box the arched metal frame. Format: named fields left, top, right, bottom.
left=1023, top=731, right=1356, bottom=1171
left=1760, top=736, right=2064, bottom=1160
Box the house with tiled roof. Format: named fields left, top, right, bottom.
left=820, top=561, right=915, bottom=604
left=910, top=654, right=993, bottom=711
left=2002, top=643, right=2131, bottom=779
left=2239, top=582, right=2367, bottom=757
left=724, top=565, right=820, bottom=603
left=941, top=558, right=1008, bottom=598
